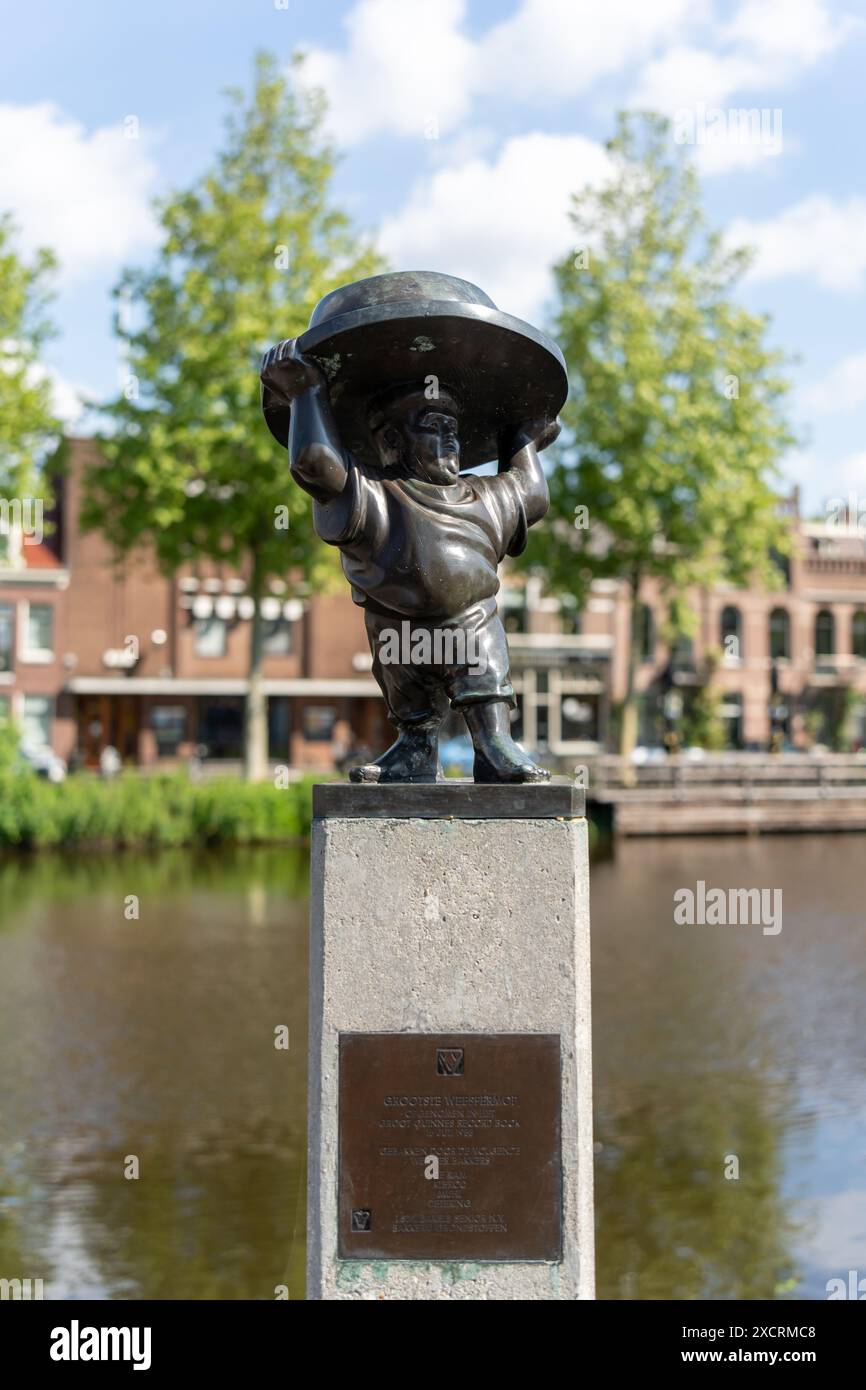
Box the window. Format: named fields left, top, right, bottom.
left=302, top=705, right=337, bottom=741
left=636, top=604, right=654, bottom=662
left=0, top=603, right=12, bottom=673
left=672, top=634, right=694, bottom=670
left=769, top=608, right=790, bottom=661
left=0, top=694, right=10, bottom=724
left=853, top=610, right=866, bottom=660
left=560, top=695, right=599, bottom=742
left=194, top=616, right=227, bottom=657
left=815, top=609, right=835, bottom=661
left=559, top=596, right=581, bottom=637
left=22, top=695, right=52, bottom=749
left=720, top=605, right=743, bottom=662
left=262, top=617, right=293, bottom=656
left=501, top=590, right=528, bottom=635
left=720, top=692, right=743, bottom=750
left=22, top=602, right=53, bottom=659
left=151, top=705, right=187, bottom=757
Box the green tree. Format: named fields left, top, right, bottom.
left=527, top=112, right=794, bottom=757
left=0, top=216, right=59, bottom=506
left=82, top=52, right=383, bottom=779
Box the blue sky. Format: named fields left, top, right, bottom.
left=2, top=0, right=865, bottom=514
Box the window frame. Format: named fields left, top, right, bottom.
left=19, top=600, right=54, bottom=664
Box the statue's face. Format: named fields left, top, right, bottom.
left=383, top=404, right=461, bottom=485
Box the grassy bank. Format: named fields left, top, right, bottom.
left=0, top=770, right=317, bottom=850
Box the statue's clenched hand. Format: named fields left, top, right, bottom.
left=261, top=338, right=327, bottom=402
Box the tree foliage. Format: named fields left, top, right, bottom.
left=0, top=215, right=60, bottom=499
left=82, top=52, right=383, bottom=775
left=523, top=113, right=795, bottom=752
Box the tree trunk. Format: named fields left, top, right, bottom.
left=618, top=574, right=642, bottom=774
left=244, top=550, right=269, bottom=783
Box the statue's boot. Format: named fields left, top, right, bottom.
left=464, top=700, right=550, bottom=784
left=348, top=720, right=442, bottom=784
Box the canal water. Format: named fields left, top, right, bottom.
left=0, top=837, right=862, bottom=1300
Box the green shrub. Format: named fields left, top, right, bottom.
left=0, top=769, right=318, bottom=850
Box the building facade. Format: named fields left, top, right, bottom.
left=1, top=443, right=865, bottom=768
left=0, top=439, right=390, bottom=770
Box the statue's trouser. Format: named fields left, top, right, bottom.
left=363, top=596, right=516, bottom=729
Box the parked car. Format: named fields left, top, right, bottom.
left=438, top=733, right=550, bottom=776
left=439, top=734, right=475, bottom=776
left=20, top=741, right=67, bottom=783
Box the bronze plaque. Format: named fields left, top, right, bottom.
left=338, top=1033, right=562, bottom=1261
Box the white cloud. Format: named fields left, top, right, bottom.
left=729, top=196, right=866, bottom=291
left=302, top=0, right=695, bottom=146
left=723, top=0, right=855, bottom=66
left=803, top=351, right=866, bottom=414
left=782, top=447, right=866, bottom=510
left=632, top=45, right=764, bottom=113
left=40, top=365, right=88, bottom=424
left=302, top=0, right=853, bottom=162
left=630, top=0, right=856, bottom=172
left=634, top=0, right=854, bottom=108
left=0, top=102, right=159, bottom=284
left=301, top=0, right=475, bottom=145
left=475, top=0, right=694, bottom=101
left=379, top=132, right=611, bottom=321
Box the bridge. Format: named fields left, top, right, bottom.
left=585, top=753, right=866, bottom=836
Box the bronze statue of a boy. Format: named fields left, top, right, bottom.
left=261, top=272, right=567, bottom=785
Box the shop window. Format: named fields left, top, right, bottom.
left=815, top=609, right=835, bottom=662
left=197, top=699, right=243, bottom=758
left=720, top=692, right=743, bottom=749
left=302, top=705, right=337, bottom=741
left=769, top=608, right=790, bottom=661
left=561, top=695, right=599, bottom=742
left=151, top=705, right=187, bottom=756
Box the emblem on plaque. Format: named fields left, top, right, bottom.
left=351, top=1209, right=372, bottom=1232
left=436, top=1047, right=465, bottom=1076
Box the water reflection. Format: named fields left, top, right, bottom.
left=0, top=836, right=863, bottom=1300
left=0, top=848, right=308, bottom=1299
left=591, top=835, right=866, bottom=1300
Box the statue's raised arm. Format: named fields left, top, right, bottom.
left=261, top=338, right=349, bottom=502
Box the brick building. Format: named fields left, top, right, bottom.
left=1, top=441, right=864, bottom=767
left=0, top=438, right=389, bottom=769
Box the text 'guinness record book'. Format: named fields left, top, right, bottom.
left=338, top=1033, right=562, bottom=1261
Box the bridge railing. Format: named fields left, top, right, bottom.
left=584, top=753, right=866, bottom=793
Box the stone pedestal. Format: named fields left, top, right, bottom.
left=307, top=780, right=594, bottom=1301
